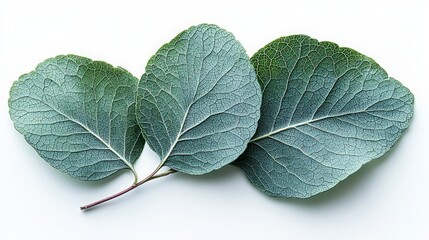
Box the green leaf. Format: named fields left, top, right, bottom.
left=9, top=55, right=144, bottom=181
left=234, top=35, right=414, bottom=198
left=136, top=24, right=261, bottom=175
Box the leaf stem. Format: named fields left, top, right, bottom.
left=80, top=167, right=176, bottom=211
left=131, top=168, right=139, bottom=184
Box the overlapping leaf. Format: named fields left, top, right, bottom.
left=234, top=35, right=414, bottom=198
left=136, top=24, right=261, bottom=174
left=9, top=55, right=144, bottom=181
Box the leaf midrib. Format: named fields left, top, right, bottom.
left=250, top=110, right=370, bottom=143
left=160, top=107, right=190, bottom=164
left=32, top=96, right=135, bottom=172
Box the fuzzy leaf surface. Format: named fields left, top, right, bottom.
left=9, top=55, right=144, bottom=180
left=137, top=24, right=261, bottom=174
left=234, top=35, right=414, bottom=198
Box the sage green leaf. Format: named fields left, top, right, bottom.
left=136, top=24, right=261, bottom=174
left=9, top=55, right=144, bottom=181
left=234, top=35, right=414, bottom=198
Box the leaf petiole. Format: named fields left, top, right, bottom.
left=80, top=166, right=176, bottom=211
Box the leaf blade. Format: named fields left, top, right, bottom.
left=137, top=24, right=262, bottom=174
left=234, top=35, right=414, bottom=198
left=9, top=55, right=144, bottom=181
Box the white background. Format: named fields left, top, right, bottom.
left=1, top=0, right=428, bottom=239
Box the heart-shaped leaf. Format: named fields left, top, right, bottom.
left=9, top=55, right=144, bottom=181
left=234, top=35, right=414, bottom=198
left=136, top=24, right=261, bottom=174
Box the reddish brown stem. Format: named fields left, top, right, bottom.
left=80, top=168, right=176, bottom=211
